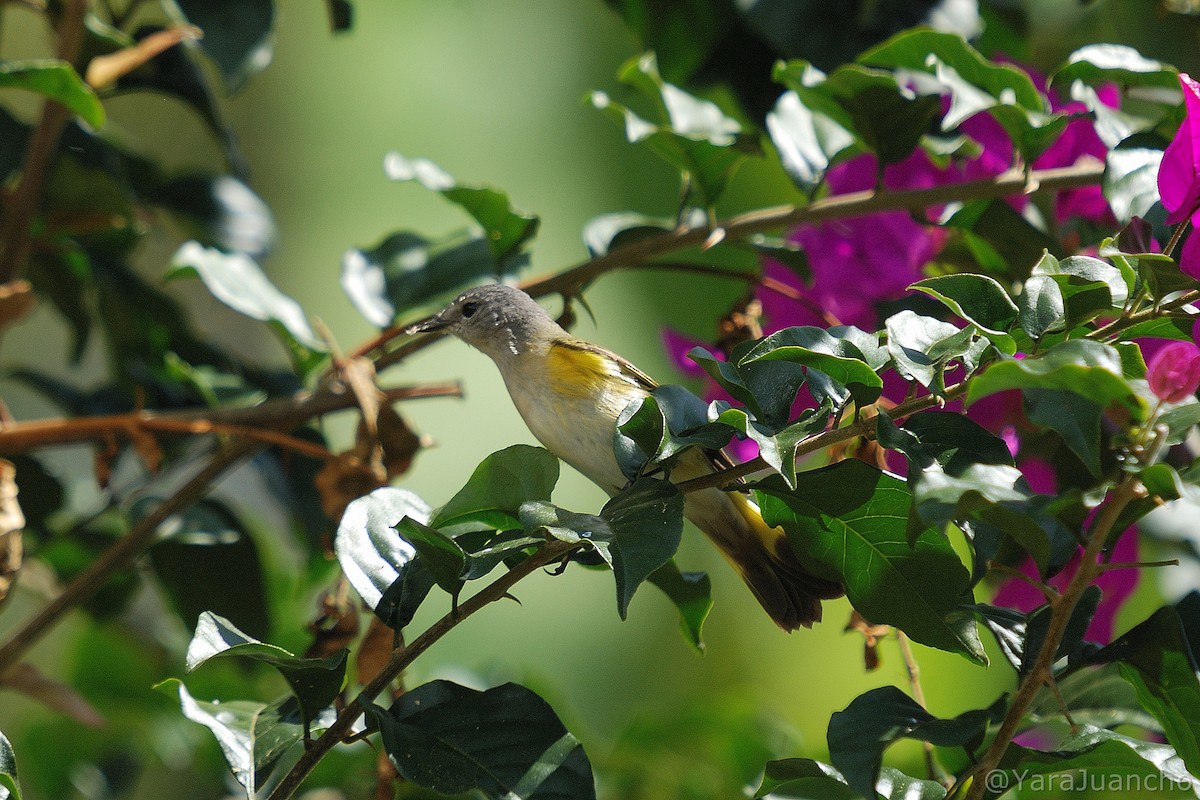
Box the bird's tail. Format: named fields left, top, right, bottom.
left=687, top=487, right=844, bottom=630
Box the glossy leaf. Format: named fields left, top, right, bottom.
left=1105, top=148, right=1166, bottom=225
left=1050, top=44, right=1179, bottom=92
left=186, top=612, right=347, bottom=728
left=152, top=175, right=276, bottom=258
left=886, top=410, right=1014, bottom=475
left=0, top=60, right=105, bottom=129
left=753, top=758, right=855, bottom=799
left=334, top=487, right=429, bottom=619
left=710, top=401, right=830, bottom=488
left=342, top=229, right=522, bottom=326
left=1024, top=389, right=1104, bottom=476
left=755, top=461, right=982, bottom=660
left=1096, top=606, right=1200, bottom=775
left=614, top=386, right=735, bottom=480
left=817, top=63, right=940, bottom=165
left=173, top=681, right=304, bottom=797
left=967, top=340, right=1141, bottom=413
left=827, top=686, right=1003, bottom=799
left=689, top=344, right=806, bottom=430
left=741, top=326, right=884, bottom=405
left=0, top=730, right=19, bottom=800
left=582, top=211, right=679, bottom=257
left=910, top=273, right=1019, bottom=347
left=365, top=680, right=594, bottom=800
left=766, top=84, right=859, bottom=195
left=384, top=152, right=539, bottom=262
left=167, top=242, right=324, bottom=372
left=647, top=561, right=712, bottom=653
left=431, top=445, right=560, bottom=533
left=885, top=310, right=977, bottom=392
left=394, top=517, right=467, bottom=596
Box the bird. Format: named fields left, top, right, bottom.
left=407, top=284, right=843, bottom=630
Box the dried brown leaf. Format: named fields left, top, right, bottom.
left=355, top=616, right=399, bottom=689
left=314, top=453, right=385, bottom=524
left=0, top=280, right=34, bottom=333
left=0, top=460, right=22, bottom=605
left=844, top=609, right=891, bottom=672
left=341, top=357, right=381, bottom=435
left=715, top=292, right=763, bottom=355
left=373, top=405, right=423, bottom=479
left=126, top=426, right=163, bottom=473
left=304, top=585, right=360, bottom=660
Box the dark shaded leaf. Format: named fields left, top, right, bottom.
left=755, top=462, right=982, bottom=659
left=1021, top=586, right=1102, bottom=676
left=186, top=612, right=347, bottom=728
left=943, top=199, right=1063, bottom=279
left=828, top=686, right=1003, bottom=799
left=892, top=410, right=1014, bottom=475
left=172, top=680, right=304, bottom=796
left=753, top=758, right=855, bottom=799
left=1024, top=389, right=1104, bottom=477
left=967, top=340, right=1141, bottom=414
left=818, top=63, right=940, bottom=165
left=175, top=0, right=274, bottom=91
left=689, top=344, right=806, bottom=429
left=1050, top=45, right=1179, bottom=92
left=152, top=175, right=275, bottom=258
left=582, top=211, right=678, bottom=257
left=365, top=680, right=594, bottom=800
left=741, top=326, right=884, bottom=405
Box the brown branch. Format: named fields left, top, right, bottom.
left=265, top=537, right=581, bottom=800
left=0, top=0, right=87, bottom=283
left=0, top=382, right=461, bottom=454
left=375, top=162, right=1106, bottom=372
left=961, top=476, right=1141, bottom=800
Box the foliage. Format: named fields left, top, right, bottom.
left=3, top=2, right=1200, bottom=800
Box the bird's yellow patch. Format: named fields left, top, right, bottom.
left=546, top=341, right=613, bottom=399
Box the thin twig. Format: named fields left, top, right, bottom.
left=1045, top=673, right=1078, bottom=732
left=265, top=538, right=580, bottom=800
left=1096, top=558, right=1179, bottom=572
left=374, top=162, right=1107, bottom=372
left=0, top=0, right=87, bottom=283
left=961, top=476, right=1141, bottom=800
left=897, top=632, right=949, bottom=785
left=986, top=561, right=1061, bottom=604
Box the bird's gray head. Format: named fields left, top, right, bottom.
left=406, top=284, right=557, bottom=359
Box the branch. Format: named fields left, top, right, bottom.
left=961, top=476, right=1141, bottom=800
left=0, top=382, right=461, bottom=454
left=375, top=162, right=1106, bottom=371
left=0, top=438, right=259, bottom=674
left=265, top=537, right=581, bottom=800
left=0, top=0, right=87, bottom=283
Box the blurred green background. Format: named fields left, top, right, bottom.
left=1, top=1, right=1197, bottom=797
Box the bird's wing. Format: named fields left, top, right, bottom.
left=558, top=337, right=658, bottom=391
left=562, top=337, right=745, bottom=484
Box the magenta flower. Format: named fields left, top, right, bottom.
left=1147, top=340, right=1200, bottom=403
left=1158, top=73, right=1200, bottom=226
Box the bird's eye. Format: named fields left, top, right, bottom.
left=461, top=301, right=479, bottom=318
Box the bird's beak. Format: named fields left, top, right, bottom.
left=405, top=314, right=450, bottom=335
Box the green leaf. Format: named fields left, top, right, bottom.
left=365, top=680, right=594, bottom=800
left=384, top=153, right=539, bottom=263
left=1097, top=606, right=1200, bottom=776
left=0, top=60, right=105, bottom=129
left=1034, top=253, right=1129, bottom=307
left=689, top=344, right=806, bottom=429
left=1022, top=586, right=1103, bottom=677
left=885, top=310, right=977, bottom=392
left=817, top=63, right=940, bottom=165
left=186, top=612, right=347, bottom=728
left=828, top=686, right=1003, bottom=799
left=910, top=273, right=1018, bottom=348
left=1105, top=148, right=1165, bottom=225
left=1026, top=662, right=1162, bottom=731
left=942, top=199, right=1063, bottom=278
left=991, top=726, right=1199, bottom=797
left=766, top=87, right=858, bottom=196
left=741, top=326, right=884, bottom=405
left=582, top=211, right=678, bottom=257
left=1018, top=255, right=1115, bottom=339
left=860, top=29, right=1065, bottom=161
left=888, top=410, right=1014, bottom=475
left=588, top=90, right=748, bottom=207
left=334, top=487, right=430, bottom=624
left=753, top=758, right=856, bottom=799
left=342, top=229, right=524, bottom=326
left=394, top=517, right=467, bottom=596
left=167, top=242, right=325, bottom=373
left=431, top=445, right=560, bottom=533
left=967, top=340, right=1142, bottom=414
left=172, top=680, right=304, bottom=797
left=1050, top=44, right=1179, bottom=93
left=614, top=386, right=735, bottom=480
left=1024, top=389, right=1104, bottom=477
left=0, top=730, right=20, bottom=800
left=174, top=0, right=274, bottom=91
left=710, top=401, right=830, bottom=488
left=755, top=461, right=982, bottom=660
left=647, top=561, right=712, bottom=653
